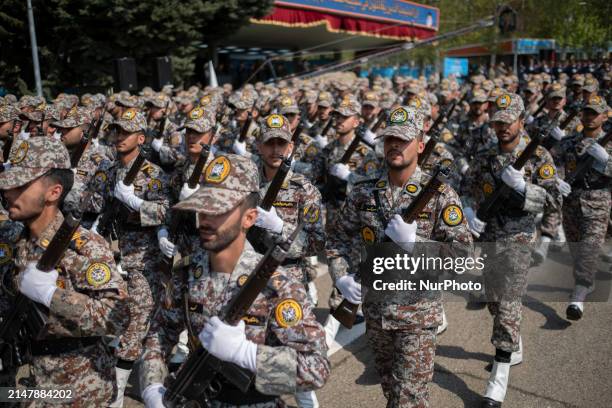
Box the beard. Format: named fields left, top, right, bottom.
left=385, top=149, right=412, bottom=170
left=199, top=219, right=242, bottom=252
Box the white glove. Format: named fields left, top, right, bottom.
left=19, top=263, right=58, bottom=308
left=52, top=131, right=62, bottom=140
left=457, top=158, right=469, bottom=175
left=525, top=115, right=535, bottom=125
left=500, top=166, right=526, bottom=194
left=179, top=182, right=199, bottom=201
left=18, top=131, right=30, bottom=140
left=586, top=143, right=609, bottom=164
left=114, top=181, right=144, bottom=211
left=151, top=137, right=163, bottom=152
left=384, top=214, right=417, bottom=252
left=142, top=383, right=166, bottom=408
left=313, top=134, right=328, bottom=148
left=1, top=162, right=11, bottom=171
left=199, top=317, right=258, bottom=372
left=232, top=140, right=247, bottom=156
left=556, top=177, right=572, bottom=197
left=230, top=119, right=237, bottom=129
left=336, top=274, right=362, bottom=304
left=362, top=129, right=377, bottom=145
left=116, top=264, right=127, bottom=277
left=290, top=158, right=296, bottom=170
left=550, top=126, right=565, bottom=141
left=255, top=206, right=284, bottom=234
left=329, top=163, right=351, bottom=181
left=157, top=228, right=177, bottom=258
left=464, top=207, right=486, bottom=237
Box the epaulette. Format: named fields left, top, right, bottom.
left=355, top=177, right=379, bottom=186
left=289, top=171, right=306, bottom=186
left=141, top=162, right=154, bottom=176
left=91, top=153, right=103, bottom=165
left=69, top=228, right=90, bottom=252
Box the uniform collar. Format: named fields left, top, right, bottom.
left=33, top=210, right=64, bottom=250
left=375, top=166, right=424, bottom=196
left=257, top=158, right=292, bottom=190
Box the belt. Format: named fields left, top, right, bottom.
left=214, top=382, right=278, bottom=405
left=29, top=337, right=101, bottom=356
left=281, top=258, right=301, bottom=267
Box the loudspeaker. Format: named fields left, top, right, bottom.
left=114, top=58, right=138, bottom=91
left=154, top=56, right=173, bottom=90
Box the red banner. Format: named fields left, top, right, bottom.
left=251, top=5, right=437, bottom=41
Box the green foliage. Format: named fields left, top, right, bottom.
left=0, top=0, right=273, bottom=95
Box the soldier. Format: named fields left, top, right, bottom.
left=146, top=93, right=185, bottom=168
left=139, top=154, right=330, bottom=407
left=326, top=105, right=473, bottom=407
left=277, top=96, right=313, bottom=161
left=555, top=95, right=611, bottom=320
left=0, top=104, right=18, bottom=162
left=461, top=93, right=562, bottom=407
left=0, top=137, right=129, bottom=406
left=81, top=108, right=171, bottom=407
left=52, top=106, right=113, bottom=225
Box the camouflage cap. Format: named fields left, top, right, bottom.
left=386, top=105, right=425, bottom=131
left=334, top=95, right=361, bottom=116
left=540, top=73, right=551, bottom=83
left=491, top=93, right=524, bottom=123
left=52, top=106, right=92, bottom=128
left=304, top=90, right=318, bottom=104
left=570, top=74, right=584, bottom=86
left=182, top=107, right=214, bottom=133
left=481, top=80, right=495, bottom=92
left=547, top=82, right=566, bottom=99
left=19, top=109, right=44, bottom=122
left=488, top=87, right=505, bottom=103
left=582, top=77, right=599, bottom=93
left=583, top=95, right=608, bottom=114
left=0, top=137, right=70, bottom=190
left=362, top=91, right=379, bottom=107
left=4, top=94, right=17, bottom=104
left=173, top=154, right=259, bottom=215
left=524, top=81, right=540, bottom=94
left=260, top=114, right=292, bottom=143
left=278, top=95, right=300, bottom=115
left=408, top=95, right=432, bottom=118
left=112, top=108, right=147, bottom=133
left=0, top=104, right=19, bottom=122
left=470, top=74, right=486, bottom=85
left=405, top=83, right=421, bottom=95
left=18, top=95, right=45, bottom=110
left=146, top=93, right=170, bottom=108
left=115, top=94, right=139, bottom=108
left=232, top=92, right=256, bottom=110
left=81, top=93, right=94, bottom=106
left=470, top=89, right=488, bottom=103
left=378, top=124, right=421, bottom=142
left=317, top=91, right=334, bottom=108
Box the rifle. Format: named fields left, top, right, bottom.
left=0, top=211, right=81, bottom=370
left=70, top=113, right=105, bottom=168
left=321, top=125, right=365, bottom=203
left=163, top=217, right=307, bottom=407
left=2, top=135, right=12, bottom=162
left=566, top=131, right=612, bottom=187
left=318, top=117, right=334, bottom=138
left=333, top=163, right=453, bottom=328
left=541, top=104, right=581, bottom=150
left=476, top=112, right=561, bottom=222
left=237, top=113, right=253, bottom=144
left=97, top=151, right=147, bottom=243
left=418, top=90, right=468, bottom=166
left=246, top=122, right=304, bottom=254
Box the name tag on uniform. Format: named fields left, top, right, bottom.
left=359, top=204, right=378, bottom=212
left=272, top=201, right=296, bottom=208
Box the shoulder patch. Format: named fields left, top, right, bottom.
left=275, top=299, right=303, bottom=328
left=442, top=205, right=463, bottom=227
left=538, top=163, right=555, bottom=179
left=0, top=243, right=13, bottom=265
left=86, top=262, right=112, bottom=287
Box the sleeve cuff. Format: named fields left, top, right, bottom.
left=254, top=344, right=297, bottom=395
left=522, top=184, right=546, bottom=213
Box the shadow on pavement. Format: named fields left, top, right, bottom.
left=433, top=363, right=482, bottom=408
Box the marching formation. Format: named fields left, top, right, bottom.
left=0, top=66, right=610, bottom=408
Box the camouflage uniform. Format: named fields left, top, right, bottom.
left=461, top=94, right=562, bottom=353
left=216, top=93, right=260, bottom=153
left=81, top=109, right=171, bottom=363
left=146, top=93, right=185, bottom=166
left=555, top=96, right=611, bottom=288
left=140, top=154, right=329, bottom=407
left=0, top=137, right=129, bottom=407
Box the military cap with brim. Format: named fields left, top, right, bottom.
left=173, top=154, right=259, bottom=215
left=0, top=105, right=19, bottom=122
left=547, top=83, right=566, bottom=99
left=490, top=93, right=524, bottom=123
left=0, top=137, right=70, bottom=190
left=582, top=78, right=599, bottom=93
left=376, top=124, right=421, bottom=142
left=180, top=107, right=215, bottom=133
left=333, top=95, right=361, bottom=116
left=112, top=108, right=147, bottom=133
left=260, top=114, right=292, bottom=143
left=583, top=95, right=608, bottom=114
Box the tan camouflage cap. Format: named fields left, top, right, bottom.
left=334, top=95, right=361, bottom=116
left=173, top=154, right=259, bottom=215
left=231, top=92, right=255, bottom=110
left=146, top=93, right=170, bottom=108
left=405, top=83, right=421, bottom=95
left=260, top=114, right=292, bottom=143
left=18, top=95, right=45, bottom=110
left=278, top=95, right=300, bottom=115
left=317, top=91, right=334, bottom=108
left=583, top=77, right=599, bottom=93
left=182, top=107, right=214, bottom=133
left=583, top=95, right=608, bottom=114
left=488, top=87, right=505, bottom=103
left=4, top=94, right=17, bottom=104
left=304, top=90, right=318, bottom=104
left=547, top=82, right=566, bottom=99
left=481, top=80, right=495, bottom=92
left=19, top=109, right=44, bottom=122
left=0, top=104, right=19, bottom=122
left=112, top=108, right=147, bottom=133
left=362, top=91, right=379, bottom=107
left=570, top=74, right=584, bottom=86
left=115, top=94, right=139, bottom=108
left=378, top=124, right=421, bottom=142
left=0, top=137, right=70, bottom=190
left=52, top=106, right=92, bottom=128
left=470, top=89, right=488, bottom=103
left=491, top=93, right=524, bottom=123
left=524, top=81, right=540, bottom=94
left=386, top=105, right=425, bottom=132
left=408, top=95, right=432, bottom=118
left=44, top=104, right=62, bottom=122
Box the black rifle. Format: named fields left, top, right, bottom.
left=0, top=212, right=81, bottom=370
left=163, top=218, right=307, bottom=407
left=418, top=90, right=468, bottom=166
left=70, top=112, right=105, bottom=168
left=97, top=151, right=147, bottom=246
left=238, top=113, right=253, bottom=144
left=246, top=122, right=304, bottom=254
left=476, top=112, right=561, bottom=222
left=566, top=131, right=612, bottom=187
left=333, top=163, right=453, bottom=328
left=541, top=104, right=582, bottom=150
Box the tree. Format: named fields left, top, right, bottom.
left=0, top=0, right=273, bottom=95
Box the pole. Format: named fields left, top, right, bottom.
left=26, top=0, right=43, bottom=97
